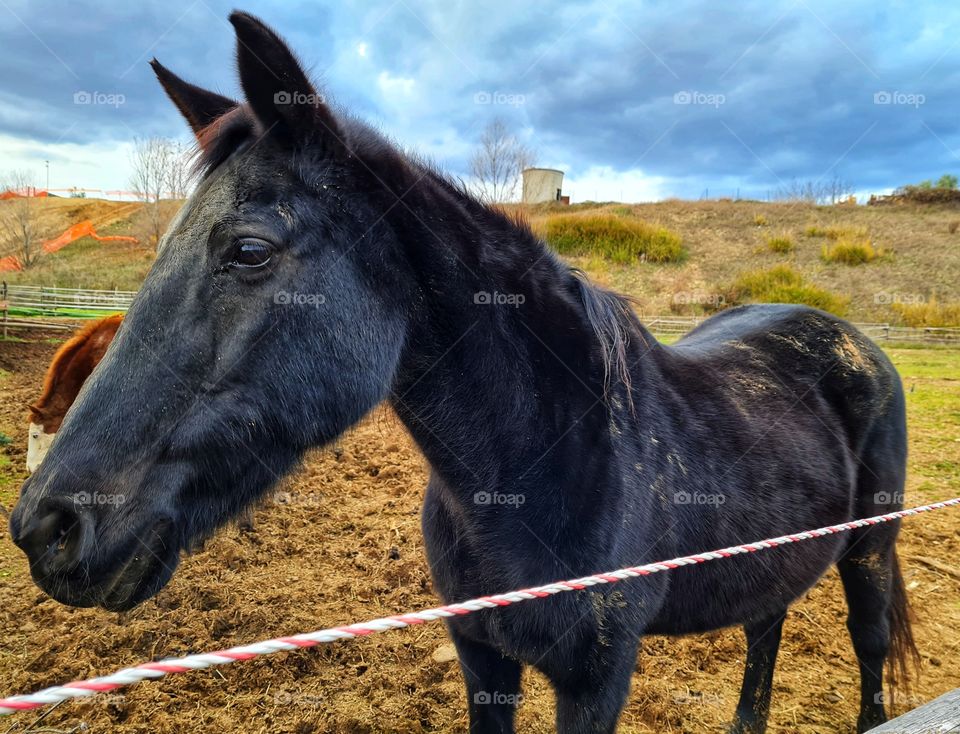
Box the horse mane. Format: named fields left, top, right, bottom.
left=189, top=103, right=647, bottom=409
left=571, top=271, right=644, bottom=412
left=32, top=314, right=124, bottom=416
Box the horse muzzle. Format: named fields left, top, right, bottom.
left=10, top=494, right=179, bottom=611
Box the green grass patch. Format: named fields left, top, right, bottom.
left=821, top=238, right=878, bottom=265
left=544, top=213, right=686, bottom=264
left=805, top=224, right=869, bottom=240
left=885, top=347, right=960, bottom=499
left=725, top=264, right=849, bottom=315
left=764, top=233, right=795, bottom=254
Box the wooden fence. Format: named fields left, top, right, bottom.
left=646, top=316, right=960, bottom=346
left=1, top=283, right=135, bottom=316
left=2, top=283, right=959, bottom=346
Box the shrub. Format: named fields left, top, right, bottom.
left=805, top=224, right=868, bottom=240
left=891, top=297, right=960, bottom=327
left=938, top=174, right=959, bottom=190
left=949, top=220, right=959, bottom=234
left=725, top=264, right=849, bottom=316
left=764, top=233, right=794, bottom=253
left=821, top=238, right=878, bottom=265
left=753, top=213, right=768, bottom=227
left=544, top=213, right=686, bottom=264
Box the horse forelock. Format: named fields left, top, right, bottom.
left=192, top=105, right=258, bottom=179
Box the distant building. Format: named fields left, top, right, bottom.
left=522, top=168, right=565, bottom=204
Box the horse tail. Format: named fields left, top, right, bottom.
left=886, top=546, right=921, bottom=694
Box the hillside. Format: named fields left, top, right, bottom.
left=5, top=198, right=960, bottom=325
left=0, top=198, right=156, bottom=291
left=525, top=200, right=960, bottom=325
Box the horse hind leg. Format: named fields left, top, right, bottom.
left=728, top=611, right=787, bottom=734
left=838, top=529, right=917, bottom=733
left=838, top=437, right=918, bottom=733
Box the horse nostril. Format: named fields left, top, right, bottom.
left=16, top=502, right=91, bottom=577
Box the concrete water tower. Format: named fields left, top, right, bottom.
left=522, top=168, right=564, bottom=204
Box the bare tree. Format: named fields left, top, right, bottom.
left=165, top=140, right=192, bottom=200
left=129, top=137, right=189, bottom=248
left=0, top=170, right=49, bottom=269
left=469, top=118, right=535, bottom=203
left=774, top=175, right=853, bottom=205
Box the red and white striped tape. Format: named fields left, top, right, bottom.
left=1, top=496, right=958, bottom=716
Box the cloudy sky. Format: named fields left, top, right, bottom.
left=1, top=0, right=958, bottom=202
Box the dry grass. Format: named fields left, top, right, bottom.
left=521, top=200, right=958, bottom=325
left=8, top=197, right=960, bottom=326
left=753, top=213, right=768, bottom=227
left=892, top=297, right=960, bottom=327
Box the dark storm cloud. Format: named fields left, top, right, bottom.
left=0, top=0, right=957, bottom=197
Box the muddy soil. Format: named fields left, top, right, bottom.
left=0, top=337, right=956, bottom=733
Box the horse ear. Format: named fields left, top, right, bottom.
left=229, top=11, right=343, bottom=152
left=27, top=404, right=45, bottom=422
left=150, top=59, right=238, bottom=136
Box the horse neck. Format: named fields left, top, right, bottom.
left=35, top=327, right=113, bottom=432
left=387, top=192, right=656, bottom=505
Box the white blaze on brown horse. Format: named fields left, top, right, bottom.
left=27, top=315, right=123, bottom=473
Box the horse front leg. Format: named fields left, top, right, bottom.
left=729, top=611, right=787, bottom=734
left=447, top=625, right=523, bottom=734
left=548, top=631, right=641, bottom=734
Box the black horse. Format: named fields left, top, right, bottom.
left=10, top=12, right=917, bottom=733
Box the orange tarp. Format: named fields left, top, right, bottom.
left=0, top=190, right=48, bottom=199
left=42, top=220, right=138, bottom=254
left=0, top=220, right=138, bottom=271
left=0, top=256, right=23, bottom=272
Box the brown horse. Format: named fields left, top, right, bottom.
left=27, top=315, right=123, bottom=472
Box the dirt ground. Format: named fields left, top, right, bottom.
left=0, top=336, right=957, bottom=733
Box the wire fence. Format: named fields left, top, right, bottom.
left=0, top=496, right=957, bottom=716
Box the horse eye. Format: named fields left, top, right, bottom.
left=230, top=238, right=273, bottom=269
